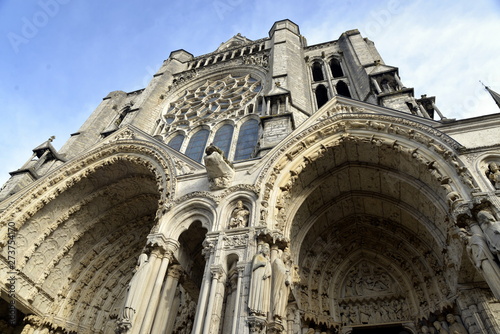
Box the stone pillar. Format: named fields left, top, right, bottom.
left=117, top=235, right=179, bottom=334
left=418, top=103, right=431, bottom=118
left=202, top=266, right=226, bottom=334
left=394, top=73, right=404, bottom=89
left=286, top=308, right=295, bottom=334
left=150, top=264, right=183, bottom=333
left=231, top=265, right=245, bottom=333
left=371, top=78, right=382, bottom=94
left=137, top=237, right=179, bottom=334
left=192, top=241, right=217, bottom=334
left=431, top=102, right=446, bottom=120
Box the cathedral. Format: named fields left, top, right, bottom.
left=1, top=19, right=500, bottom=334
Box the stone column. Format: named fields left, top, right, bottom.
left=371, top=78, right=382, bottom=94
left=119, top=235, right=178, bottom=334
left=191, top=240, right=217, bottom=334
left=418, top=103, right=431, bottom=118
left=150, top=264, right=184, bottom=333
left=231, top=265, right=245, bottom=333
left=137, top=237, right=179, bottom=334
left=202, top=265, right=226, bottom=334
left=394, top=73, right=404, bottom=90
left=431, top=102, right=446, bottom=120
left=286, top=308, right=295, bottom=334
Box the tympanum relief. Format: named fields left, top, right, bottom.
left=338, top=261, right=411, bottom=326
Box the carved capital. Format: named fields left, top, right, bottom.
left=115, top=319, right=132, bottom=334
left=247, top=315, right=267, bottom=334
left=267, top=322, right=285, bottom=334
left=210, top=265, right=225, bottom=281
left=146, top=234, right=179, bottom=256
left=202, top=237, right=218, bottom=259
left=167, top=264, right=184, bottom=279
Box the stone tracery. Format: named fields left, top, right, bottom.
left=159, top=73, right=262, bottom=134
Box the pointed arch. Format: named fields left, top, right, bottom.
left=186, top=128, right=210, bottom=162
left=336, top=80, right=351, bottom=98
left=255, top=110, right=476, bottom=328
left=0, top=135, right=176, bottom=332
left=315, top=84, right=329, bottom=109
left=234, top=119, right=259, bottom=161
left=312, top=61, right=324, bottom=81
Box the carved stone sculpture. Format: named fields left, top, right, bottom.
left=446, top=314, right=467, bottom=334
left=203, top=143, right=235, bottom=190
left=486, top=161, right=500, bottom=190
left=120, top=253, right=149, bottom=323
left=229, top=200, right=250, bottom=228
left=459, top=228, right=500, bottom=299
left=477, top=210, right=500, bottom=261
left=433, top=320, right=449, bottom=334
left=248, top=243, right=272, bottom=316
left=272, top=248, right=292, bottom=321
left=459, top=229, right=488, bottom=269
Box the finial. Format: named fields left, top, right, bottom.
left=479, top=80, right=488, bottom=89
left=49, top=136, right=55, bottom=142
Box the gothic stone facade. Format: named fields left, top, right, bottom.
left=1, top=20, right=500, bottom=334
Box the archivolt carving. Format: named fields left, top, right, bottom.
left=259, top=112, right=467, bottom=190
left=257, top=112, right=475, bottom=234
left=0, top=140, right=175, bottom=230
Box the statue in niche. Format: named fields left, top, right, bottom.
left=446, top=314, right=467, bottom=334
left=486, top=161, right=500, bottom=189
left=272, top=248, right=292, bottom=321
left=121, top=253, right=149, bottom=323
left=229, top=200, right=250, bottom=228
left=248, top=243, right=272, bottom=317
left=259, top=201, right=268, bottom=225
left=477, top=209, right=500, bottom=261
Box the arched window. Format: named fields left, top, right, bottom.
left=336, top=81, right=351, bottom=98
left=330, top=58, right=344, bottom=78
left=212, top=124, right=234, bottom=157
left=312, top=62, right=324, bottom=81
left=234, top=119, right=259, bottom=161
left=315, top=85, right=329, bottom=109
left=167, top=134, right=184, bottom=151
left=185, top=129, right=209, bottom=162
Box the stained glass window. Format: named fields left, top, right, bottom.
left=185, top=129, right=209, bottom=162
left=167, top=134, right=184, bottom=151
left=234, top=119, right=259, bottom=161
left=212, top=124, right=234, bottom=158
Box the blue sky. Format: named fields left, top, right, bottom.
left=1, top=0, right=500, bottom=186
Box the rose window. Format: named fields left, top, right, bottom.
left=161, top=74, right=262, bottom=130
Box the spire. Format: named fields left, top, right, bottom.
left=481, top=81, right=500, bottom=110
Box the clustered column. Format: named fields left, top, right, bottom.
left=117, top=236, right=180, bottom=334
left=150, top=264, right=184, bottom=333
